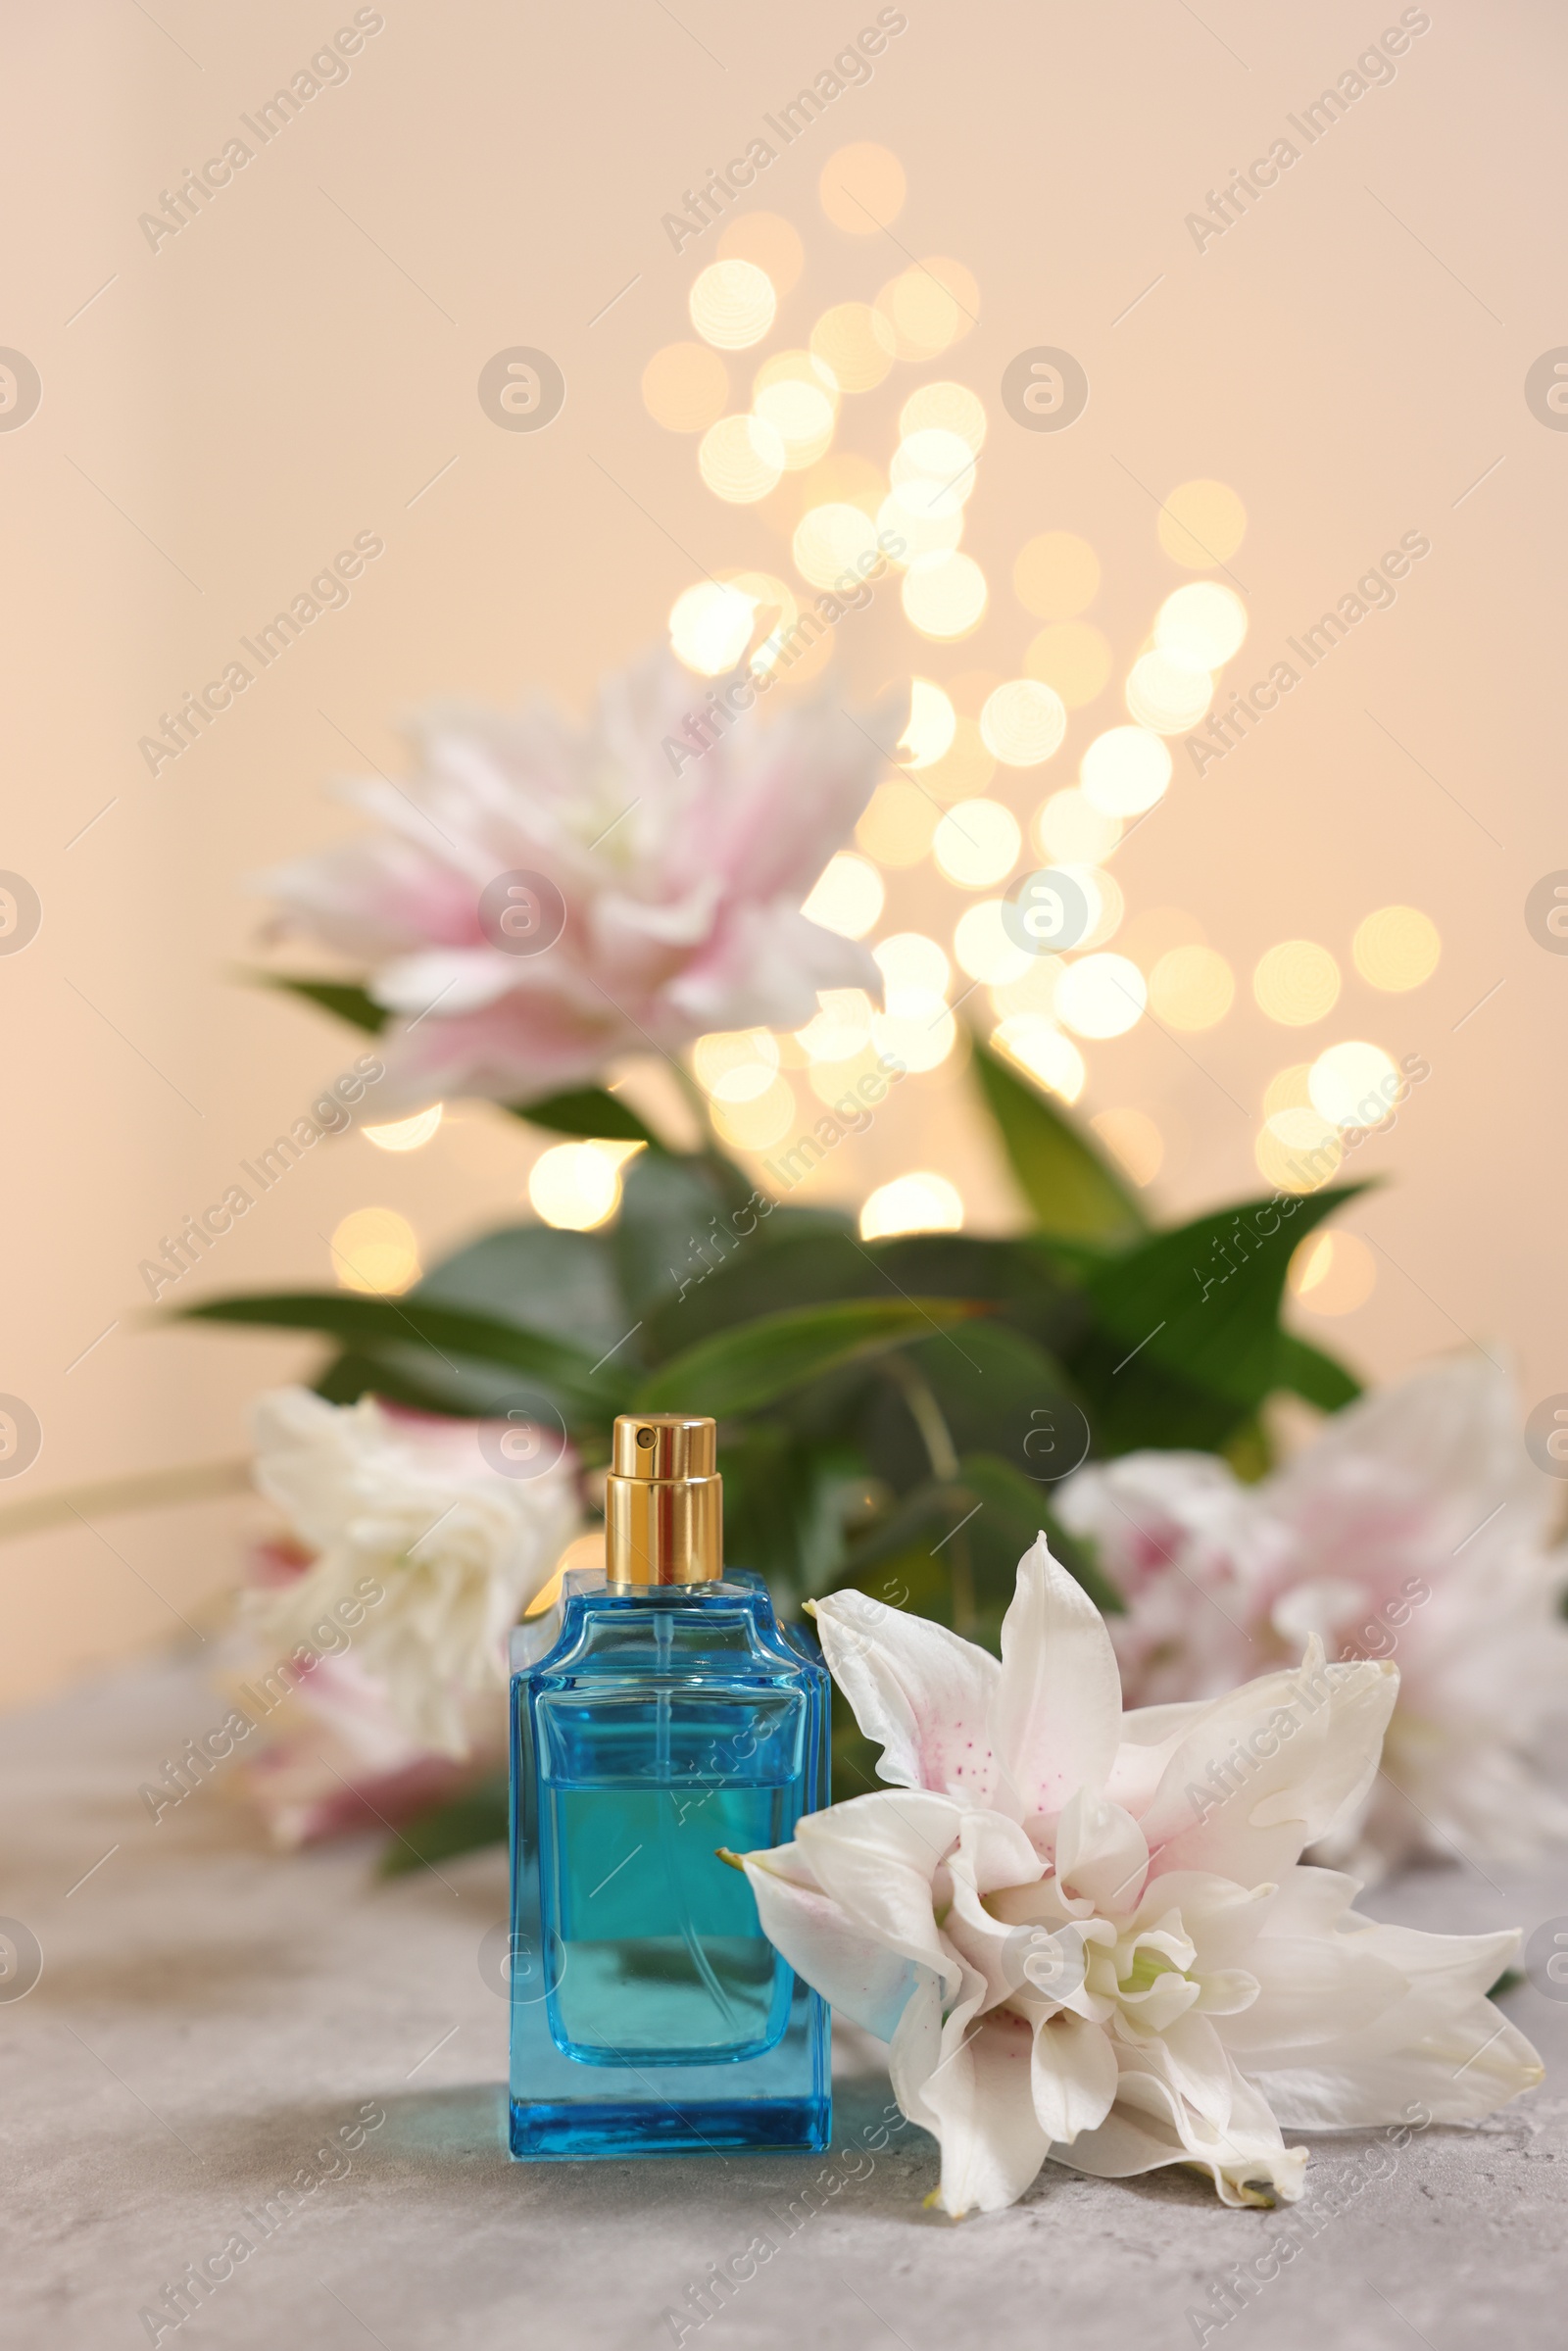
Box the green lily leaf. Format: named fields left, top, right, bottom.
left=1071, top=1185, right=1368, bottom=1452
left=633, top=1298, right=988, bottom=1418
left=952, top=1452, right=1124, bottom=1614
left=245, top=971, right=389, bottom=1034
left=1276, top=1332, right=1362, bottom=1412
left=178, top=1291, right=625, bottom=1416
left=971, top=1034, right=1148, bottom=1247
left=506, top=1087, right=666, bottom=1148
left=377, top=1771, right=509, bottom=1877
left=416, top=1223, right=630, bottom=1360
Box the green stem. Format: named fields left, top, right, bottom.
left=883, top=1356, right=976, bottom=1637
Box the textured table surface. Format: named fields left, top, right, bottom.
left=2, top=1652, right=1564, bottom=2351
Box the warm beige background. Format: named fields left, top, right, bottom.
left=2, top=0, right=1563, bottom=1707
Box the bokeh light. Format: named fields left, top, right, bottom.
left=1255, top=1108, right=1343, bottom=1194
left=859, top=1171, right=963, bottom=1241
left=920, top=715, right=996, bottom=802
left=690, top=260, right=777, bottom=349
left=798, top=988, right=875, bottom=1062
left=668, top=579, right=756, bottom=674
left=1149, top=945, right=1235, bottom=1031
left=1034, top=789, right=1122, bottom=865
left=1055, top=954, right=1147, bottom=1038
left=1126, top=650, right=1213, bottom=733
left=753, top=370, right=836, bottom=469
left=1024, top=621, right=1112, bottom=710
left=876, top=489, right=963, bottom=565
left=980, top=678, right=1068, bottom=767
left=1155, top=580, right=1249, bottom=667
left=899, top=381, right=987, bottom=454
left=820, top=142, right=906, bottom=232
left=933, top=799, right=1021, bottom=889
left=875, top=932, right=950, bottom=997
left=890, top=427, right=978, bottom=517
left=1308, top=1040, right=1399, bottom=1130
left=802, top=851, right=885, bottom=939
left=528, top=1142, right=637, bottom=1230
left=693, top=1028, right=782, bottom=1102
left=793, top=500, right=880, bottom=587
left=710, top=1076, right=798, bottom=1151
left=362, top=1103, right=444, bottom=1153
left=903, top=552, right=988, bottom=638
left=856, top=779, right=939, bottom=866
left=954, top=899, right=1034, bottom=985
left=1352, top=905, right=1441, bottom=991
left=1013, top=531, right=1100, bottom=620
left=1262, top=1063, right=1314, bottom=1118
left=991, top=1014, right=1085, bottom=1102
left=898, top=677, right=957, bottom=767
left=698, top=412, right=786, bottom=502
left=1157, top=479, right=1248, bottom=568
left=641, top=342, right=729, bottom=432
left=1079, top=726, right=1172, bottom=816
left=331, top=1206, right=420, bottom=1293
left=809, top=302, right=896, bottom=392
left=1090, top=1108, right=1163, bottom=1188
left=1253, top=940, right=1341, bottom=1026
left=716, top=211, right=805, bottom=297
left=874, top=259, right=978, bottom=361
left=1289, top=1230, right=1377, bottom=1315
left=873, top=932, right=955, bottom=1072
left=1074, top=866, right=1125, bottom=950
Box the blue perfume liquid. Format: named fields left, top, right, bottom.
left=509, top=1571, right=830, bottom=2158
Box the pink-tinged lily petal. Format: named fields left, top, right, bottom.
left=255, top=647, right=893, bottom=1114
left=919, top=2008, right=1053, bottom=2218
left=1063, top=1357, right=1568, bottom=1879
left=733, top=1543, right=1544, bottom=2220
left=989, top=1535, right=1122, bottom=1819
left=737, top=1842, right=922, bottom=2040
left=1136, top=1642, right=1398, bottom=1886
left=1030, top=2010, right=1119, bottom=2144
left=811, top=1590, right=1000, bottom=1800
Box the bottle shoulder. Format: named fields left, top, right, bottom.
left=514, top=1572, right=827, bottom=1690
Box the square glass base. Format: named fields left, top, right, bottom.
left=509, top=2091, right=831, bottom=2161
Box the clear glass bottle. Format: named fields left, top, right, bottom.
left=509, top=1412, right=830, bottom=2159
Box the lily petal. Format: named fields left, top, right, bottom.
left=1138, top=1642, right=1398, bottom=1885
left=737, top=1840, right=924, bottom=2040
left=812, top=1590, right=1000, bottom=1800
left=1030, top=2010, right=1118, bottom=2144
left=989, top=1535, right=1122, bottom=1819
left=921, top=2008, right=1052, bottom=2217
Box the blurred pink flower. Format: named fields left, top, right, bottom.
left=233, top=1646, right=497, bottom=1851
left=1058, top=1357, right=1568, bottom=1877
left=257, top=647, right=895, bottom=1109
left=248, top=1389, right=578, bottom=1759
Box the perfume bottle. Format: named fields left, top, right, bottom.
left=509, top=1412, right=830, bottom=2159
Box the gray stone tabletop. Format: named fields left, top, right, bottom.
left=2, top=1651, right=1563, bottom=2351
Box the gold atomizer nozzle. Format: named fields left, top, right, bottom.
left=606, top=1413, right=722, bottom=1588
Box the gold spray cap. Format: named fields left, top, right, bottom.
left=605, top=1413, right=722, bottom=1588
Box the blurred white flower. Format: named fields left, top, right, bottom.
left=1058, top=1357, right=1568, bottom=1875
left=249, top=1389, right=577, bottom=1757
left=738, top=1539, right=1542, bottom=2219
left=256, top=646, right=895, bottom=1110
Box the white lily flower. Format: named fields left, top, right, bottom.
left=1057, top=1356, right=1568, bottom=1875
left=249, top=1388, right=578, bottom=1758
left=737, top=1538, right=1543, bottom=2217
